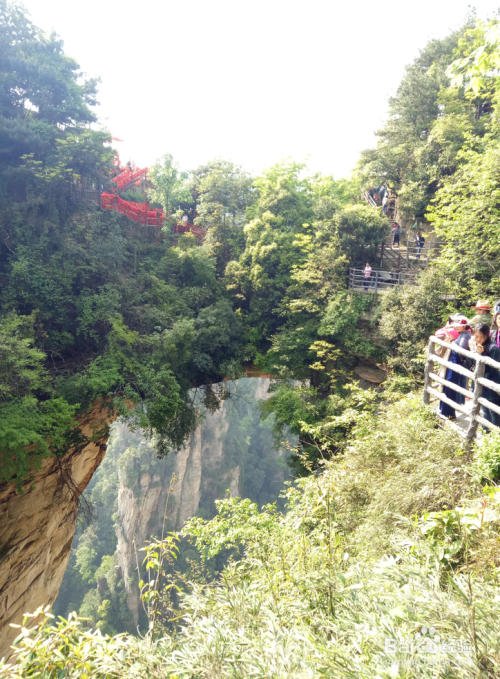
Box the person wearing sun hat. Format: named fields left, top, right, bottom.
left=469, top=300, right=492, bottom=328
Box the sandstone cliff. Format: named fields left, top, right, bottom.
left=0, top=401, right=114, bottom=657
left=115, top=397, right=241, bottom=626
left=0, top=378, right=290, bottom=648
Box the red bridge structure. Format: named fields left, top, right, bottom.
left=100, top=165, right=206, bottom=241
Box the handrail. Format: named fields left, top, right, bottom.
left=430, top=335, right=500, bottom=369
left=423, top=335, right=500, bottom=444
left=111, top=167, right=149, bottom=192
left=362, top=191, right=378, bottom=208
left=100, top=192, right=207, bottom=240
left=348, top=267, right=417, bottom=292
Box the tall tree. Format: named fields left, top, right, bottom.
left=190, top=159, right=254, bottom=275
left=358, top=21, right=477, bottom=218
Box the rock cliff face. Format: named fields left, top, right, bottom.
left=0, top=378, right=290, bottom=649
left=115, top=397, right=242, bottom=626
left=0, top=401, right=114, bottom=657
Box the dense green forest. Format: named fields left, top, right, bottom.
left=3, top=0, right=500, bottom=675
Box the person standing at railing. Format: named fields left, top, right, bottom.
left=363, top=263, right=372, bottom=290
left=370, top=271, right=382, bottom=288
left=414, top=231, right=425, bottom=259
left=451, top=315, right=473, bottom=401
left=470, top=323, right=500, bottom=429
left=438, top=328, right=463, bottom=421
left=392, top=222, right=401, bottom=248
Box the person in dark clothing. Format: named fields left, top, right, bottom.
left=450, top=316, right=472, bottom=405
left=392, top=223, right=401, bottom=248
left=471, top=323, right=500, bottom=430
left=389, top=267, right=399, bottom=285
left=415, top=231, right=425, bottom=259
left=439, top=328, right=463, bottom=420
left=491, top=311, right=500, bottom=348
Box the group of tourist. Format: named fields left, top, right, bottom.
left=368, top=186, right=389, bottom=215
left=435, top=300, right=500, bottom=430
left=392, top=224, right=425, bottom=256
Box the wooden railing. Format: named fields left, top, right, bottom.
left=423, top=335, right=500, bottom=445
left=348, top=267, right=417, bottom=292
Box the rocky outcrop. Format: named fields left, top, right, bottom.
left=354, top=363, right=387, bottom=388
left=0, top=401, right=115, bottom=657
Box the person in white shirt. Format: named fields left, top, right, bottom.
left=363, top=263, right=372, bottom=290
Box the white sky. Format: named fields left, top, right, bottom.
left=22, top=0, right=500, bottom=178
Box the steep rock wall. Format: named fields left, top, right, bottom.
left=115, top=399, right=239, bottom=626
left=0, top=402, right=114, bottom=657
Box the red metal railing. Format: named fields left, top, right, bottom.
left=110, top=167, right=149, bottom=192
left=101, top=192, right=164, bottom=226
left=100, top=192, right=206, bottom=240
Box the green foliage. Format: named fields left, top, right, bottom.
left=378, top=268, right=453, bottom=376
left=448, top=20, right=500, bottom=94
left=147, top=153, right=191, bottom=217
left=319, top=290, right=380, bottom=360
left=0, top=608, right=134, bottom=678
left=0, top=312, right=80, bottom=484
left=21, top=129, right=114, bottom=186
left=334, top=203, right=388, bottom=265
left=428, top=132, right=500, bottom=295
left=0, top=312, right=47, bottom=399
left=190, top=159, right=254, bottom=275
left=7, top=396, right=500, bottom=677
left=419, top=489, right=500, bottom=566
left=358, top=19, right=479, bottom=217
left=0, top=396, right=79, bottom=485
left=473, top=429, right=500, bottom=482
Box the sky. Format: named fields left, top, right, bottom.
left=21, top=0, right=500, bottom=178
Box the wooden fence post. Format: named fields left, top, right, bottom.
left=465, top=358, right=486, bottom=448
left=423, top=338, right=435, bottom=405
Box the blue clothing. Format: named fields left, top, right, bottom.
left=469, top=341, right=500, bottom=431
left=454, top=331, right=471, bottom=405
left=439, top=350, right=462, bottom=418
left=480, top=405, right=500, bottom=430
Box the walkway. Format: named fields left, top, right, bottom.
left=73, top=165, right=206, bottom=240
left=349, top=267, right=417, bottom=293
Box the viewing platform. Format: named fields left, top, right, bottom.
left=348, top=267, right=417, bottom=293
